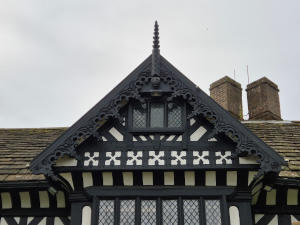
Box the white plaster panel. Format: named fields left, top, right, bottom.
left=291, top=215, right=299, bottom=223
left=81, top=206, right=92, bottom=225
left=60, top=172, right=74, bottom=190
left=39, top=191, right=50, bottom=208
left=205, top=171, right=216, bottom=186
left=148, top=151, right=164, bottom=165
left=105, top=151, right=121, bottom=166
left=109, top=127, right=123, bottom=141
left=229, top=206, right=240, bottom=225
left=57, top=191, right=66, bottom=208
left=142, top=172, right=153, bottom=186
left=1, top=192, right=12, bottom=209
left=268, top=215, right=278, bottom=225
left=208, top=137, right=217, bottom=142
left=171, top=151, right=186, bottom=165
left=127, top=151, right=143, bottom=165
left=122, top=172, right=133, bottom=186
left=166, top=135, right=175, bottom=141
left=266, top=189, right=276, bottom=205
left=193, top=151, right=209, bottom=165
left=184, top=171, right=195, bottom=186
left=54, top=218, right=64, bottom=225
left=254, top=214, right=264, bottom=223
left=84, top=152, right=99, bottom=166
left=102, top=172, right=113, bottom=186
left=19, top=192, right=31, bottom=208
left=215, top=151, right=232, bottom=164
left=226, top=171, right=237, bottom=186
left=239, top=156, right=259, bottom=164
left=140, top=135, right=147, bottom=141
left=176, top=135, right=182, bottom=141
left=164, top=172, right=174, bottom=185
left=55, top=156, right=77, bottom=167
left=38, top=217, right=47, bottom=225
left=190, top=118, right=196, bottom=126
left=190, top=126, right=207, bottom=141
left=0, top=218, right=8, bottom=225
left=27, top=217, right=34, bottom=224
left=248, top=171, right=258, bottom=186
left=287, top=189, right=298, bottom=205
left=83, top=172, right=93, bottom=188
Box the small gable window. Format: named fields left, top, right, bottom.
left=131, top=101, right=184, bottom=131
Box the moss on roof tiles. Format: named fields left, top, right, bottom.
left=0, top=122, right=300, bottom=181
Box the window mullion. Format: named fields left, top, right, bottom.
left=199, top=197, right=205, bottom=225
left=178, top=197, right=183, bottom=225
left=114, top=197, right=120, bottom=225
left=92, top=197, right=99, bottom=225
left=221, top=195, right=230, bottom=225
left=135, top=197, right=141, bottom=225
left=157, top=197, right=162, bottom=225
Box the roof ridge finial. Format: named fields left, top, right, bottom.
left=153, top=21, right=160, bottom=49
left=152, top=21, right=160, bottom=76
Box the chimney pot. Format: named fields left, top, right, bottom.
left=246, top=77, right=281, bottom=120
left=210, top=76, right=243, bottom=120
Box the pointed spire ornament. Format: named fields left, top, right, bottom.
left=151, top=21, right=160, bottom=78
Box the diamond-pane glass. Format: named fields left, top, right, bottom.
left=120, top=200, right=135, bottom=225
left=162, top=200, right=178, bottom=225
left=133, top=102, right=147, bottom=128
left=168, top=103, right=182, bottom=128
left=205, top=200, right=222, bottom=225
left=183, top=200, right=200, bottom=224
left=98, top=200, right=114, bottom=225
left=150, top=103, right=164, bottom=128
left=141, top=200, right=156, bottom=225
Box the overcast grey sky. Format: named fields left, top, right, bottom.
left=0, top=0, right=299, bottom=128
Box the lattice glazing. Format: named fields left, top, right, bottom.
left=120, top=200, right=135, bottom=225
left=141, top=200, right=156, bottom=225
left=183, top=200, right=200, bottom=224
left=168, top=103, right=182, bottom=128
left=150, top=103, right=164, bottom=128
left=205, top=200, right=222, bottom=225
left=133, top=103, right=147, bottom=128
left=162, top=200, right=178, bottom=225
left=98, top=200, right=114, bottom=225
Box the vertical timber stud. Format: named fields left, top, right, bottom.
left=70, top=202, right=83, bottom=225
left=91, top=197, right=99, bottom=225
left=237, top=201, right=253, bottom=225
left=135, top=197, right=141, bottom=225
left=199, top=197, right=206, bottom=225
left=178, top=196, right=183, bottom=225
left=222, top=195, right=230, bottom=225
left=157, top=197, right=162, bottom=225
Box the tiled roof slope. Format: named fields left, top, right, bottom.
left=243, top=121, right=300, bottom=178
left=0, top=121, right=299, bottom=182
left=0, top=128, right=66, bottom=182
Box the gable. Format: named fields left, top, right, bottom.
left=30, top=25, right=285, bottom=180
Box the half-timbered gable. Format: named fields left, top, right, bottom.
left=28, top=22, right=285, bottom=225
left=1, top=22, right=299, bottom=225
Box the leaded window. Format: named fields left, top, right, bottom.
left=97, top=197, right=224, bottom=225
left=133, top=102, right=147, bottom=128
left=131, top=101, right=184, bottom=130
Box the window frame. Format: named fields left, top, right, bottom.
left=128, top=100, right=186, bottom=133
left=88, top=186, right=231, bottom=225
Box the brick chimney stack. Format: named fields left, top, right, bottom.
left=246, top=77, right=281, bottom=120
left=210, top=76, right=243, bottom=120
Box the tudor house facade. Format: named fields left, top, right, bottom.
left=1, top=22, right=300, bottom=225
